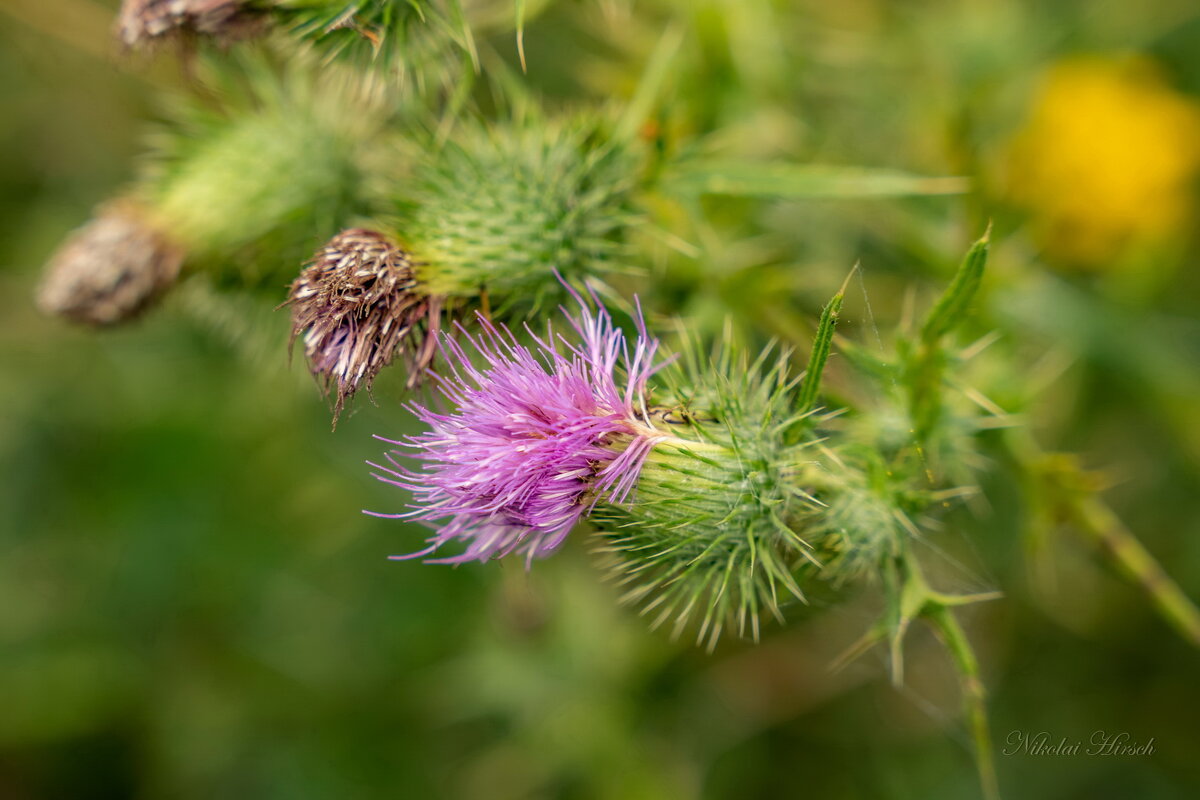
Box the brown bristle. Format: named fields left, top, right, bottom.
left=116, top=0, right=263, bottom=48
left=285, top=228, right=445, bottom=426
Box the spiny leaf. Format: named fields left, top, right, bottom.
left=796, top=280, right=847, bottom=415
left=921, top=224, right=992, bottom=344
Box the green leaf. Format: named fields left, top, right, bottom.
left=514, top=0, right=527, bottom=71
left=664, top=161, right=970, bottom=199
left=920, top=225, right=991, bottom=344
left=614, top=25, right=685, bottom=143
left=796, top=283, right=845, bottom=417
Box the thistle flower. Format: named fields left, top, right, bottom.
left=116, top=0, right=261, bottom=48
left=286, top=228, right=445, bottom=422
left=367, top=289, right=667, bottom=565
left=36, top=203, right=184, bottom=326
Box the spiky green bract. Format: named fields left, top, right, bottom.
left=139, top=52, right=385, bottom=286
left=399, top=116, right=638, bottom=308
left=591, top=339, right=823, bottom=650
left=116, top=2, right=494, bottom=94
left=804, top=445, right=914, bottom=586
left=262, top=0, right=484, bottom=81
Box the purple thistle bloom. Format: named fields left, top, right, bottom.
left=366, top=288, right=668, bottom=566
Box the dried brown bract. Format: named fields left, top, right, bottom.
left=116, top=0, right=263, bottom=48
left=37, top=204, right=185, bottom=326
left=286, top=228, right=445, bottom=425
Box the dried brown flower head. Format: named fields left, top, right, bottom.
left=116, top=0, right=262, bottom=48
left=286, top=228, right=445, bottom=424
left=37, top=204, right=185, bottom=326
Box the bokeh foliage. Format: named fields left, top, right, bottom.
left=3, top=1, right=1200, bottom=798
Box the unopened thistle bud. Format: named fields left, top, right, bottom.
left=116, top=0, right=261, bottom=48
left=805, top=450, right=915, bottom=585
left=402, top=119, right=636, bottom=303
left=148, top=89, right=372, bottom=283
left=147, top=58, right=379, bottom=276
left=286, top=228, right=445, bottom=422
left=36, top=202, right=184, bottom=326
left=39, top=61, right=379, bottom=327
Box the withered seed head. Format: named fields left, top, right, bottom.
left=287, top=228, right=445, bottom=425
left=116, top=0, right=262, bottom=48
left=37, top=204, right=185, bottom=326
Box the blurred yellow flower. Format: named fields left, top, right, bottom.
left=1007, top=56, right=1200, bottom=267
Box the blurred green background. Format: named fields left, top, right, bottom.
left=3, top=1, right=1200, bottom=798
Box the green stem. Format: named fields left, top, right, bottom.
left=1066, top=494, right=1200, bottom=648
left=923, top=603, right=1001, bottom=800
left=1015, top=438, right=1200, bottom=650
left=908, top=340, right=946, bottom=443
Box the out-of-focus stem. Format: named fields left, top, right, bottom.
left=1065, top=493, right=1200, bottom=648
left=924, top=603, right=1000, bottom=800
left=1015, top=435, right=1200, bottom=650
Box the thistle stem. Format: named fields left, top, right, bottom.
left=1014, top=436, right=1200, bottom=650
left=1066, top=494, right=1200, bottom=648
left=923, top=603, right=1000, bottom=800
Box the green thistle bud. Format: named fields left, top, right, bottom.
left=37, top=201, right=185, bottom=326
left=591, top=343, right=824, bottom=649
left=400, top=117, right=637, bottom=305
left=267, top=0, right=468, bottom=70
left=145, top=63, right=379, bottom=284
left=39, top=56, right=381, bottom=327
left=804, top=446, right=916, bottom=585
left=589, top=324, right=942, bottom=648
left=280, top=115, right=639, bottom=420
